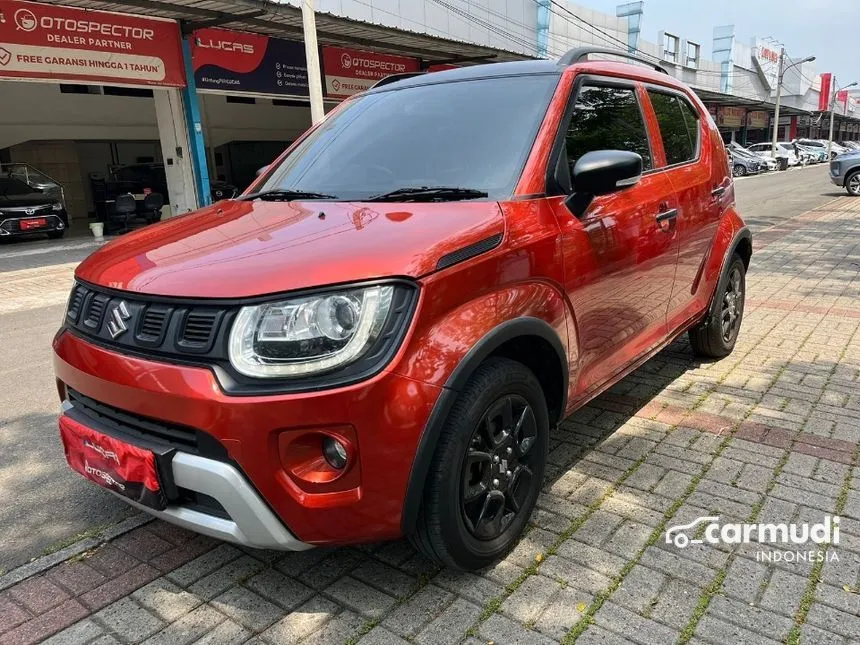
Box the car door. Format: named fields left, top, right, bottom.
left=548, top=80, right=680, bottom=396
left=644, top=88, right=726, bottom=331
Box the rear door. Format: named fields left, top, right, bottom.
left=645, top=88, right=725, bottom=331
left=548, top=80, right=680, bottom=395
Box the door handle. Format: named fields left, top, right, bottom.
left=656, top=208, right=678, bottom=223
left=711, top=186, right=726, bottom=198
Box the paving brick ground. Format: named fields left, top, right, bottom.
left=3, top=194, right=860, bottom=644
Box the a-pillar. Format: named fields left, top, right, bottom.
left=153, top=88, right=199, bottom=217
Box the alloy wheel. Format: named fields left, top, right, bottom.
left=733, top=164, right=746, bottom=177
left=721, top=266, right=744, bottom=343
left=461, top=395, right=538, bottom=540
left=848, top=174, right=860, bottom=196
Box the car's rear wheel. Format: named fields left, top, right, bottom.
left=689, top=255, right=746, bottom=358
left=410, top=357, right=549, bottom=571
left=733, top=164, right=746, bottom=177
left=846, top=170, right=860, bottom=196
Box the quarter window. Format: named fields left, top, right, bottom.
left=648, top=91, right=700, bottom=165
left=564, top=85, right=652, bottom=180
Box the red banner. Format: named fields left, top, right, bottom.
left=0, top=0, right=185, bottom=87
left=819, top=73, right=832, bottom=111
left=322, top=45, right=419, bottom=98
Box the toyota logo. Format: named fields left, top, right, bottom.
left=15, top=8, right=38, bottom=32
left=25, top=208, right=36, bottom=216
left=340, top=52, right=353, bottom=69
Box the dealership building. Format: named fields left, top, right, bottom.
left=1, top=0, right=858, bottom=233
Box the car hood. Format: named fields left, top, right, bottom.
left=75, top=199, right=505, bottom=298
left=0, top=193, right=57, bottom=208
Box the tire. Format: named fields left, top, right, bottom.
left=689, top=254, right=746, bottom=359
left=409, top=357, right=549, bottom=571
left=733, top=164, right=746, bottom=178
left=47, top=229, right=66, bottom=239
left=846, top=170, right=860, bottom=197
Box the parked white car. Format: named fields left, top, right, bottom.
left=747, top=142, right=801, bottom=168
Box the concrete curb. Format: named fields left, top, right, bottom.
left=0, top=513, right=153, bottom=592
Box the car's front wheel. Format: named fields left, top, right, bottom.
left=410, top=357, right=549, bottom=571
left=846, top=170, right=860, bottom=196
left=689, top=254, right=746, bottom=358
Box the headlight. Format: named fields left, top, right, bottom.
left=52, top=202, right=63, bottom=211
left=229, top=284, right=394, bottom=378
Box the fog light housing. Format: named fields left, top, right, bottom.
left=322, top=436, right=348, bottom=470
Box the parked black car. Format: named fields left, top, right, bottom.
left=111, top=163, right=239, bottom=204
left=0, top=177, right=68, bottom=239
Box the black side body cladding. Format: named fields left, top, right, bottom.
left=400, top=317, right=568, bottom=534
left=705, top=226, right=753, bottom=325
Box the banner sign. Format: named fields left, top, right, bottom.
left=0, top=0, right=185, bottom=86
left=746, top=111, right=769, bottom=129
left=717, top=106, right=745, bottom=129
left=322, top=46, right=419, bottom=98
left=752, top=40, right=780, bottom=91
left=191, top=27, right=309, bottom=96
left=819, top=73, right=832, bottom=111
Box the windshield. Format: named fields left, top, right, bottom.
left=259, top=74, right=560, bottom=201
left=0, top=177, right=37, bottom=196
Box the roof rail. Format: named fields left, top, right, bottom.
left=558, top=47, right=668, bottom=75
left=369, top=72, right=426, bottom=89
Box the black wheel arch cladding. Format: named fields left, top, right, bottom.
left=401, top=316, right=568, bottom=535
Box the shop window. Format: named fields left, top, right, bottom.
left=60, top=84, right=99, bottom=94
left=686, top=42, right=700, bottom=69
left=663, top=33, right=679, bottom=63
left=103, top=86, right=154, bottom=98
left=226, top=96, right=256, bottom=104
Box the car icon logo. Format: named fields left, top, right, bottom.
left=665, top=516, right=720, bottom=548
left=25, top=208, right=36, bottom=215
left=107, top=301, right=132, bottom=339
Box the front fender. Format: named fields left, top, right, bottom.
left=394, top=281, right=572, bottom=534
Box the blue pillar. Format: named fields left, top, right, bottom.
left=712, top=25, right=736, bottom=95
left=536, top=0, right=550, bottom=58
left=616, top=2, right=643, bottom=54
left=181, top=37, right=212, bottom=208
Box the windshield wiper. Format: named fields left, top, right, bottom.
left=241, top=189, right=338, bottom=201
left=367, top=186, right=489, bottom=202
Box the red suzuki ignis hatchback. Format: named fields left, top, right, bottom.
left=54, top=48, right=750, bottom=570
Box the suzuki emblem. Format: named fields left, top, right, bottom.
left=107, top=301, right=131, bottom=339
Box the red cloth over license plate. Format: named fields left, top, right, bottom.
left=20, top=218, right=47, bottom=230
left=59, top=415, right=167, bottom=510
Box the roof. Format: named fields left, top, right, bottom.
left=368, top=59, right=561, bottom=92
left=32, top=0, right=533, bottom=65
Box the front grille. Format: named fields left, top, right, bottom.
left=83, top=293, right=109, bottom=330
left=179, top=310, right=221, bottom=351
left=64, top=283, right=232, bottom=361
left=138, top=306, right=170, bottom=343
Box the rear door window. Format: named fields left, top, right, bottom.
left=564, top=85, right=652, bottom=175
left=647, top=91, right=700, bottom=165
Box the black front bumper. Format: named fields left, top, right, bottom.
left=0, top=212, right=67, bottom=236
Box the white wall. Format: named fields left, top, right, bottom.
left=547, top=1, right=628, bottom=58
left=312, top=0, right=538, bottom=55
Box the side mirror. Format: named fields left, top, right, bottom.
left=565, top=150, right=642, bottom=217
left=256, top=165, right=269, bottom=178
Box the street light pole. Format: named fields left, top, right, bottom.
left=770, top=47, right=785, bottom=158
left=770, top=49, right=816, bottom=158
left=301, top=0, right=325, bottom=125
left=828, top=81, right=858, bottom=159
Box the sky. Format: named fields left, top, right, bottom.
left=583, top=0, right=856, bottom=87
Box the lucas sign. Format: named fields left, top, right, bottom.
left=0, top=0, right=185, bottom=87
left=191, top=28, right=309, bottom=96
